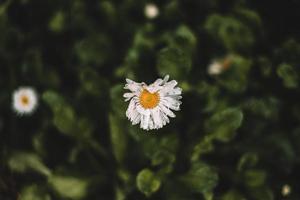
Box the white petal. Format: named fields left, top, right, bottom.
left=141, top=112, right=150, bottom=130
left=163, top=75, right=169, bottom=83
left=160, top=81, right=178, bottom=94
left=131, top=110, right=141, bottom=125
left=123, top=92, right=135, bottom=101
left=146, top=85, right=161, bottom=93
left=126, top=99, right=135, bottom=118
left=124, top=79, right=142, bottom=92
left=126, top=78, right=133, bottom=83
left=151, top=108, right=162, bottom=129
left=165, top=80, right=178, bottom=88
left=153, top=78, right=163, bottom=86
left=161, top=97, right=181, bottom=111
left=159, top=104, right=176, bottom=118
left=168, top=87, right=182, bottom=96
left=148, top=116, right=155, bottom=130
left=159, top=110, right=170, bottom=125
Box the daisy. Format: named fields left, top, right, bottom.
left=207, top=56, right=232, bottom=75
left=12, top=87, right=38, bottom=115
left=124, top=75, right=182, bottom=130
left=207, top=60, right=223, bottom=75
left=281, top=184, right=291, bottom=196
left=144, top=3, right=159, bottom=19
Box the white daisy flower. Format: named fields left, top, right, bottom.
left=144, top=3, right=159, bottom=19
left=207, top=60, right=223, bottom=75
left=12, top=87, right=38, bottom=115
left=124, top=75, right=182, bottom=131
left=281, top=184, right=291, bottom=196
left=207, top=56, right=232, bottom=75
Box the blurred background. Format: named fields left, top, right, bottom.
left=1, top=0, right=300, bottom=199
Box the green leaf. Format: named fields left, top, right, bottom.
left=140, top=134, right=179, bottom=160
left=76, top=117, right=94, bottom=139
left=206, top=108, right=243, bottom=142
left=75, top=34, right=112, bottom=66
left=32, top=132, right=47, bottom=157
left=109, top=113, right=127, bottom=163
left=115, top=186, right=126, bottom=200
left=151, top=150, right=175, bottom=167
left=43, top=91, right=77, bottom=136
left=174, top=25, right=197, bottom=54
left=49, top=11, right=65, bottom=32
left=237, top=152, right=258, bottom=172
left=221, top=189, right=245, bottom=200
left=234, top=7, right=262, bottom=30
left=257, top=57, right=272, bottom=77
left=249, top=186, right=274, bottom=200
left=132, top=27, right=155, bottom=49
left=180, top=162, right=218, bottom=194
left=175, top=25, right=197, bottom=46
left=42, top=91, right=65, bottom=110
left=79, top=68, right=107, bottom=96
left=203, top=192, right=214, bottom=200
left=117, top=168, right=131, bottom=184
left=53, top=104, right=76, bottom=135
left=0, top=0, right=10, bottom=16
left=43, top=91, right=94, bottom=139
left=244, top=169, right=266, bottom=187
left=110, top=84, right=127, bottom=117
left=277, top=63, right=298, bottom=88
left=267, top=135, right=296, bottom=167
left=191, top=136, right=214, bottom=161
left=205, top=14, right=254, bottom=51
left=8, top=152, right=51, bottom=177
left=242, top=97, right=279, bottom=120
left=99, top=1, right=117, bottom=24
left=49, top=175, right=89, bottom=199
left=151, top=150, right=176, bottom=175
left=218, top=55, right=251, bottom=93
left=19, top=185, right=51, bottom=200
left=136, top=169, right=161, bottom=197
left=157, top=47, right=192, bottom=80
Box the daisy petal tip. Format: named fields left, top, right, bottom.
left=163, top=74, right=170, bottom=82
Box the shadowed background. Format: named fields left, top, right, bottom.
left=1, top=0, right=300, bottom=199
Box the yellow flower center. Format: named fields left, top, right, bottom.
left=21, top=95, right=29, bottom=106
left=139, top=89, right=160, bottom=109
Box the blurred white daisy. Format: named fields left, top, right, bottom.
left=207, top=60, right=223, bottom=75
left=12, top=87, right=38, bottom=115
left=281, top=184, right=291, bottom=196
left=144, top=3, right=159, bottom=19
left=207, top=56, right=232, bottom=75
left=124, top=75, right=182, bottom=130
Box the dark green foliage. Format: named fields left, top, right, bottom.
left=179, top=162, right=218, bottom=194
left=8, top=152, right=51, bottom=177
left=205, top=108, right=243, bottom=142
left=277, top=63, right=298, bottom=88
left=1, top=0, right=300, bottom=200
left=136, top=169, right=161, bottom=197
left=157, top=47, right=192, bottom=80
